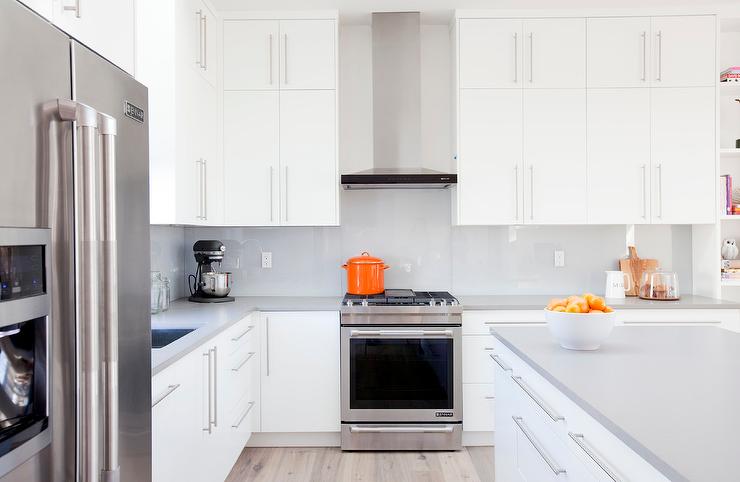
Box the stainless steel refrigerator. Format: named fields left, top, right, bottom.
left=0, top=1, right=151, bottom=481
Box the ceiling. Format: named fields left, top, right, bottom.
left=211, top=0, right=740, bottom=24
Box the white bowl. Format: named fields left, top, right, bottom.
left=544, top=309, right=616, bottom=351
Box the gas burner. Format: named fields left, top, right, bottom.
left=342, top=290, right=459, bottom=307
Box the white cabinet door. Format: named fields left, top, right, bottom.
left=199, top=79, right=222, bottom=225
left=462, top=384, right=496, bottom=432
left=652, top=88, right=716, bottom=224
left=524, top=89, right=587, bottom=224
left=523, top=18, right=585, bottom=88
left=458, top=19, right=523, bottom=88
left=261, top=312, right=340, bottom=432
left=458, top=89, right=523, bottom=225
left=51, top=0, right=134, bottom=73
left=152, top=352, right=202, bottom=482
left=198, top=1, right=219, bottom=88
left=18, top=0, right=51, bottom=19
left=223, top=92, right=280, bottom=225
left=279, top=19, right=336, bottom=90
left=587, top=89, right=651, bottom=224
left=587, top=17, right=651, bottom=87
left=223, top=20, right=279, bottom=90
left=493, top=352, right=515, bottom=482
left=462, top=335, right=496, bottom=384
left=651, top=16, right=716, bottom=87
left=279, top=91, right=338, bottom=226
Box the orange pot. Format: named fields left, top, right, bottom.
left=341, top=252, right=389, bottom=295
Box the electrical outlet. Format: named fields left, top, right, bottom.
left=554, top=250, right=565, bottom=268
left=261, top=252, right=272, bottom=269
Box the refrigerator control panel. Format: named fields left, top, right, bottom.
left=0, top=245, right=45, bottom=301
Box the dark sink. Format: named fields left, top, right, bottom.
left=151, top=328, right=195, bottom=349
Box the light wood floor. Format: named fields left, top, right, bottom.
left=225, top=446, right=494, bottom=482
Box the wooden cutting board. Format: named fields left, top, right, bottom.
left=619, top=246, right=658, bottom=297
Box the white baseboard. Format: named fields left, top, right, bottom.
left=462, top=431, right=494, bottom=446
left=247, top=432, right=341, bottom=447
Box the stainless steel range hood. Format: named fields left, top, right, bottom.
left=341, top=12, right=457, bottom=190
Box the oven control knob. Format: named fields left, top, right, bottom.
left=429, top=299, right=435, bottom=306
left=450, top=299, right=458, bottom=306
left=346, top=300, right=353, bottom=307
left=361, top=299, right=368, bottom=307
left=440, top=299, right=447, bottom=306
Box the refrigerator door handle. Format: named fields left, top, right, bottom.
left=98, top=112, right=120, bottom=482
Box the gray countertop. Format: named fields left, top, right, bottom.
left=459, top=294, right=740, bottom=310
left=151, top=296, right=341, bottom=375
left=491, top=326, right=740, bottom=482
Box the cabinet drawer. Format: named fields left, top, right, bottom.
left=617, top=309, right=737, bottom=327
left=462, top=383, right=495, bottom=432
left=463, top=310, right=545, bottom=335
left=224, top=314, right=259, bottom=356
left=462, top=335, right=496, bottom=383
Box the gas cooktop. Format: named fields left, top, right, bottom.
left=342, top=289, right=459, bottom=307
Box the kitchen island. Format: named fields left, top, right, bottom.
left=490, top=326, right=740, bottom=482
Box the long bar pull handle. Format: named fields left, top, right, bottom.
left=212, top=346, right=218, bottom=427
left=641, top=31, right=647, bottom=81
left=195, top=10, right=203, bottom=67
left=99, top=112, right=120, bottom=482
left=202, top=351, right=212, bottom=433
left=232, top=352, right=256, bottom=372
left=529, top=165, right=534, bottom=220
left=641, top=164, right=647, bottom=219
left=268, top=34, right=274, bottom=84
left=490, top=354, right=513, bottom=372
left=349, top=330, right=454, bottom=337
left=513, top=33, right=518, bottom=83
left=283, top=34, right=288, bottom=84
left=350, top=425, right=454, bottom=434
left=656, top=31, right=662, bottom=81
left=511, top=376, right=565, bottom=422
left=269, top=166, right=274, bottom=222
left=528, top=32, right=533, bottom=83
left=63, top=0, right=81, bottom=18
left=513, top=417, right=566, bottom=476
left=232, top=325, right=254, bottom=342
left=657, top=163, right=663, bottom=219
left=152, top=384, right=181, bottom=408
left=265, top=317, right=270, bottom=376
left=202, top=14, right=208, bottom=70
left=284, top=166, right=288, bottom=223
left=514, top=165, right=519, bottom=221
left=202, top=159, right=208, bottom=221
left=232, top=402, right=256, bottom=429
left=569, top=433, right=624, bottom=482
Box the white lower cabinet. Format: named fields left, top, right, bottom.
left=462, top=384, right=495, bottom=432
left=260, top=311, right=340, bottom=432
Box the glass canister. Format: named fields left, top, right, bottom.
left=160, top=276, right=171, bottom=312
left=639, top=269, right=680, bottom=300
left=151, top=271, right=163, bottom=314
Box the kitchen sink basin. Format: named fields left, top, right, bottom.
left=151, top=328, right=195, bottom=349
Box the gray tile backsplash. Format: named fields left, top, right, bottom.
left=153, top=190, right=694, bottom=299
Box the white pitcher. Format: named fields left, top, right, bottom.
left=605, top=271, right=632, bottom=298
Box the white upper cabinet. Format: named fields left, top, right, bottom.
left=223, top=20, right=279, bottom=90
left=279, top=19, right=336, bottom=90
left=458, top=19, right=523, bottom=88
left=587, top=89, right=651, bottom=224
left=523, top=18, right=585, bottom=88
left=523, top=89, right=587, bottom=224
left=223, top=91, right=280, bottom=225
left=279, top=90, right=338, bottom=226
left=651, top=16, right=716, bottom=87
left=185, top=0, right=219, bottom=88
left=51, top=0, right=134, bottom=74
left=651, top=88, right=716, bottom=224
left=458, top=89, right=523, bottom=225
left=587, top=17, right=651, bottom=87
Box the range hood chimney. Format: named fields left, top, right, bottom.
left=341, top=12, right=457, bottom=190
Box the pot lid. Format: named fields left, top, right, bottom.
left=346, top=252, right=385, bottom=265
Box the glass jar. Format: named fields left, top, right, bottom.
left=160, top=276, right=171, bottom=312
left=639, top=269, right=680, bottom=301
left=150, top=271, right=163, bottom=314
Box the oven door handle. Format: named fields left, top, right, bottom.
left=349, top=329, right=454, bottom=337
left=349, top=425, right=455, bottom=433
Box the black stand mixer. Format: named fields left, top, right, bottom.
left=188, top=240, right=235, bottom=303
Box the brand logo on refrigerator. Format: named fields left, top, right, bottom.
left=124, top=101, right=145, bottom=123
left=435, top=411, right=454, bottom=418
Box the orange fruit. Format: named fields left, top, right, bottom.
left=566, top=295, right=580, bottom=305
left=547, top=298, right=566, bottom=310
left=588, top=296, right=606, bottom=311
left=565, top=303, right=581, bottom=313
left=583, top=293, right=596, bottom=304
left=603, top=306, right=614, bottom=313
left=589, top=309, right=604, bottom=313
left=552, top=305, right=566, bottom=312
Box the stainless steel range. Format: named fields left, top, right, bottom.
left=340, top=289, right=463, bottom=451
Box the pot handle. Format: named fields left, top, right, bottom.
left=341, top=264, right=348, bottom=270
left=384, top=265, right=390, bottom=270
left=361, top=251, right=369, bottom=256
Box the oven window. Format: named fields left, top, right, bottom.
left=350, top=338, right=453, bottom=410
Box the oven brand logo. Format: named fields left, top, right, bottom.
left=435, top=411, right=454, bottom=418
left=124, top=101, right=145, bottom=123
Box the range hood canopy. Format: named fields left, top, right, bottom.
left=341, top=12, right=457, bottom=190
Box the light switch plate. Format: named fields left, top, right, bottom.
left=554, top=250, right=565, bottom=268
left=261, top=252, right=272, bottom=269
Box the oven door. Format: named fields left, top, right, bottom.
left=341, top=326, right=462, bottom=423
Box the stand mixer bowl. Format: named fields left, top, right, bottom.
left=200, top=271, right=232, bottom=297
